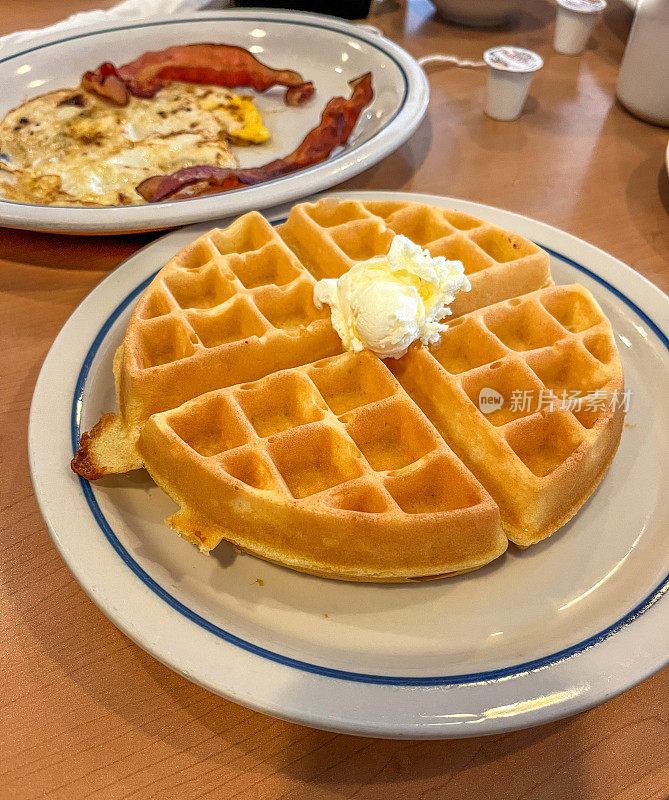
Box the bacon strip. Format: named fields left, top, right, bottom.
left=136, top=73, right=373, bottom=203
left=82, top=44, right=313, bottom=106
left=81, top=62, right=130, bottom=106
left=120, top=43, right=314, bottom=106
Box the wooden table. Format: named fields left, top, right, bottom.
left=1, top=1, right=667, bottom=798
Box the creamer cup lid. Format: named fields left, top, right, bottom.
left=483, top=47, right=544, bottom=73
left=556, top=0, right=606, bottom=13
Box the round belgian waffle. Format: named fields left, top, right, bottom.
left=72, top=199, right=624, bottom=581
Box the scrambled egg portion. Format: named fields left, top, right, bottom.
left=0, top=83, right=269, bottom=206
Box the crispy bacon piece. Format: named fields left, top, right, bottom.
left=82, top=44, right=313, bottom=106
left=81, top=62, right=129, bottom=106
left=136, top=73, right=373, bottom=203
left=285, top=82, right=315, bottom=107
left=119, top=43, right=314, bottom=106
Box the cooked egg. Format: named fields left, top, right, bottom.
left=0, top=83, right=270, bottom=206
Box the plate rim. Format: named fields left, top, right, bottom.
left=29, top=190, right=669, bottom=738
left=0, top=11, right=429, bottom=234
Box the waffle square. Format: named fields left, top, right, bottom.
left=279, top=198, right=552, bottom=316
left=139, top=351, right=505, bottom=580
left=388, top=284, right=624, bottom=545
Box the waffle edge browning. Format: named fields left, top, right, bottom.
left=72, top=199, right=624, bottom=581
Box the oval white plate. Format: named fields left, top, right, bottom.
left=0, top=12, right=428, bottom=234
left=29, top=191, right=669, bottom=739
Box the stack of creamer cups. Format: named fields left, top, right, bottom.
left=482, top=0, right=608, bottom=121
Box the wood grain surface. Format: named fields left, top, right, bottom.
left=1, top=1, right=667, bottom=798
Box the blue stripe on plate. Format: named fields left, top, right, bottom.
left=70, top=237, right=669, bottom=686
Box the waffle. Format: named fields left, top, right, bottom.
left=138, top=350, right=507, bottom=581
left=73, top=199, right=551, bottom=478
left=72, top=198, right=624, bottom=579
left=388, top=284, right=625, bottom=546
left=72, top=211, right=342, bottom=479
left=279, top=198, right=552, bottom=316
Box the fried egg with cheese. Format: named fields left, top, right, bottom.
left=0, top=83, right=269, bottom=206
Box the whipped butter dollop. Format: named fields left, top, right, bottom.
left=313, top=234, right=471, bottom=359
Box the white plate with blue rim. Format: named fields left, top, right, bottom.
left=0, top=11, right=428, bottom=234
left=29, top=191, right=668, bottom=738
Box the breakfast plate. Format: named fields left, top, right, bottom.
left=29, top=191, right=669, bottom=738
left=0, top=12, right=428, bottom=234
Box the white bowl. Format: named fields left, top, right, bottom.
left=431, top=0, right=523, bottom=27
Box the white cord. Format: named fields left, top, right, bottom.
left=418, top=53, right=486, bottom=69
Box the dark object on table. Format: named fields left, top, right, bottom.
left=232, top=0, right=372, bottom=21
